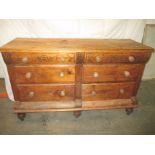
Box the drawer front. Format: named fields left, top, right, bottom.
left=82, top=82, right=135, bottom=101
left=2, top=52, right=76, bottom=64
left=16, top=84, right=75, bottom=101
left=83, top=64, right=144, bottom=83
left=11, top=65, right=75, bottom=84
left=84, top=52, right=151, bottom=64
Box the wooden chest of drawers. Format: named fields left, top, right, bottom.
left=0, top=38, right=154, bottom=120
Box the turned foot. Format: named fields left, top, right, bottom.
left=17, top=113, right=26, bottom=121
left=125, top=108, right=133, bottom=115
left=73, top=111, right=81, bottom=118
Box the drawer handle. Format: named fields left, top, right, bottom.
left=29, top=91, right=34, bottom=97
left=91, top=91, right=96, bottom=96
left=60, top=90, right=65, bottom=97
left=25, top=72, right=32, bottom=79
left=124, top=71, right=130, bottom=77
left=93, top=72, right=99, bottom=78
left=60, top=56, right=65, bottom=62
left=22, top=57, right=28, bottom=63
left=128, top=56, right=135, bottom=62
left=59, top=72, right=65, bottom=77
left=119, top=89, right=125, bottom=94
left=96, top=56, right=101, bottom=63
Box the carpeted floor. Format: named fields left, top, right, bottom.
left=0, top=79, right=155, bottom=135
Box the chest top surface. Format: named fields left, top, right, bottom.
left=0, top=38, right=154, bottom=53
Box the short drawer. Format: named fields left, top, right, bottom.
left=84, top=52, right=151, bottom=64
left=83, top=64, right=144, bottom=83
left=16, top=84, right=75, bottom=101
left=10, top=65, right=75, bottom=84
left=82, top=82, right=136, bottom=101
left=2, top=52, right=76, bottom=65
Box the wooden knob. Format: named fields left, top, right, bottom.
left=91, top=91, right=96, bottom=96
left=96, top=56, right=101, bottom=63
left=59, top=72, right=64, bottom=77
left=60, top=56, right=65, bottom=62
left=120, top=89, right=125, bottom=94
left=22, top=57, right=28, bottom=63
left=124, top=71, right=130, bottom=77
left=25, top=72, right=32, bottom=79
left=93, top=72, right=99, bottom=78
left=60, top=90, right=65, bottom=96
left=29, top=91, right=34, bottom=97
left=128, top=56, right=135, bottom=62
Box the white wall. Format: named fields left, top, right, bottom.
left=142, top=20, right=155, bottom=79
left=146, top=19, right=155, bottom=24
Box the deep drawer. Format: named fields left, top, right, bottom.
left=2, top=52, right=76, bottom=65
left=9, top=65, right=75, bottom=84
left=84, top=52, right=151, bottom=64
left=16, top=84, right=75, bottom=101
left=82, top=82, right=136, bottom=101
left=83, top=64, right=144, bottom=83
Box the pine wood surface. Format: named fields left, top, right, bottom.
left=0, top=38, right=154, bottom=53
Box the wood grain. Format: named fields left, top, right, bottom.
left=0, top=38, right=154, bottom=53
left=84, top=52, right=151, bottom=64
left=75, top=52, right=84, bottom=104
left=10, top=65, right=75, bottom=84
left=13, top=98, right=137, bottom=113
left=2, top=52, right=76, bottom=65
left=82, top=82, right=136, bottom=101
left=83, top=64, right=144, bottom=83
left=16, top=84, right=75, bottom=101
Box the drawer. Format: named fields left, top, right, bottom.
left=83, top=64, right=144, bottom=83
left=2, top=52, right=76, bottom=65
left=82, top=82, right=135, bottom=101
left=84, top=52, right=151, bottom=64
left=16, top=84, right=75, bottom=101
left=10, top=65, right=75, bottom=84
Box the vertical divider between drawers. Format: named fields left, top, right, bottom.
left=75, top=52, right=84, bottom=107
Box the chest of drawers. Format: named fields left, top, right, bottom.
left=0, top=38, right=154, bottom=120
